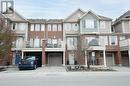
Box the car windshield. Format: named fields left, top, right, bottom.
left=24, top=56, right=35, bottom=60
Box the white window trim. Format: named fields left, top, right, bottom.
left=41, top=24, right=45, bottom=31
left=35, top=24, right=40, bottom=31
left=30, top=24, right=34, bottom=31
left=85, top=19, right=94, bottom=28
left=48, top=24, right=52, bottom=31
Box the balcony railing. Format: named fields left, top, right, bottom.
left=46, top=43, right=62, bottom=48
left=119, top=39, right=130, bottom=47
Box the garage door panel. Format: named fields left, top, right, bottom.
left=48, top=53, right=62, bottom=66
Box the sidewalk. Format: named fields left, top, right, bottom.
left=111, top=66, right=130, bottom=72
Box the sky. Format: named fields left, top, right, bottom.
left=13, top=0, right=130, bottom=20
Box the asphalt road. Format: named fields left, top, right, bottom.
left=0, top=71, right=130, bottom=86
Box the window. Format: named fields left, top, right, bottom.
left=109, top=36, right=117, bottom=45
left=58, top=24, right=62, bottom=31
left=12, top=23, right=16, bottom=30
left=67, top=37, right=77, bottom=50
left=52, top=24, right=57, bottom=31
left=72, top=23, right=78, bottom=31
left=41, top=24, right=45, bottom=31
left=119, top=36, right=125, bottom=40
left=30, top=38, right=34, bottom=47
left=47, top=38, right=52, bottom=44
left=65, top=23, right=71, bottom=31
left=82, top=20, right=86, bottom=28
left=19, top=23, right=26, bottom=31
left=35, top=24, right=40, bottom=31
left=30, top=24, right=34, bottom=31
left=99, top=36, right=108, bottom=46
left=86, top=20, right=94, bottom=28
left=100, top=21, right=105, bottom=29
left=48, top=24, right=51, bottom=31
left=34, top=37, right=40, bottom=48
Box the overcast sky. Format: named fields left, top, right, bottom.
left=14, top=0, right=130, bottom=20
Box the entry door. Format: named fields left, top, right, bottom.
left=48, top=53, right=62, bottom=66
left=106, top=53, right=115, bottom=67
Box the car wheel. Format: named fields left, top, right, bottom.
left=33, top=65, right=37, bottom=70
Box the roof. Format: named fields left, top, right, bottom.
left=80, top=10, right=112, bottom=20
left=98, top=15, right=112, bottom=20
left=114, top=10, right=130, bottom=24
left=64, top=8, right=85, bottom=22
left=28, top=19, right=46, bottom=23
left=46, top=19, right=63, bottom=23
left=2, top=8, right=27, bottom=22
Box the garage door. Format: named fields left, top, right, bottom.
left=48, top=53, right=62, bottom=66
left=106, top=53, right=115, bottom=67
left=121, top=53, right=129, bottom=66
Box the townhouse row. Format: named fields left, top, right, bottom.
left=1, top=8, right=130, bottom=67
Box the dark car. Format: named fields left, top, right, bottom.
left=18, top=56, right=38, bottom=70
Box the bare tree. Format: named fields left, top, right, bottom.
left=0, top=16, right=15, bottom=65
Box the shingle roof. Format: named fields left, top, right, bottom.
left=46, top=19, right=63, bottom=23
left=114, top=10, right=130, bottom=24
left=2, top=8, right=27, bottom=22
left=28, top=19, right=46, bottom=23
left=98, top=15, right=112, bottom=20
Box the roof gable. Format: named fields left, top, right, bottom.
left=64, top=9, right=85, bottom=22
left=80, top=10, right=101, bottom=20
left=3, top=8, right=27, bottom=22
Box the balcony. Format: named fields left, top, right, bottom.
left=22, top=41, right=65, bottom=52
left=119, top=39, right=130, bottom=51
left=46, top=43, right=61, bottom=48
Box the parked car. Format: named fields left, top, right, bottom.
left=18, top=56, right=38, bottom=70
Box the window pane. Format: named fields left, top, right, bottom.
left=30, top=38, right=33, bottom=47
left=34, top=38, right=40, bottom=47
left=19, top=23, right=26, bottom=31
left=58, top=24, right=62, bottom=31
left=41, top=24, right=45, bottom=31
left=48, top=24, right=51, bottom=31
left=30, top=24, right=34, bottom=31
left=47, top=38, right=51, bottom=44
left=86, top=20, right=94, bottom=28
left=72, top=23, right=78, bottom=31
left=67, top=37, right=77, bottom=50
left=52, top=24, right=57, bottom=31
left=110, top=36, right=117, bottom=45
left=35, top=24, right=40, bottom=31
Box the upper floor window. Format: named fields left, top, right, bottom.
left=58, top=24, right=62, bottom=31
left=67, top=37, right=77, bottom=50
left=52, top=24, right=57, bottom=31
left=34, top=37, right=40, bottom=48
left=41, top=24, right=45, bottom=31
left=12, top=23, right=16, bottom=30
left=109, top=36, right=117, bottom=45
left=35, top=24, right=40, bottom=31
left=86, top=19, right=95, bottom=28
left=19, top=23, right=26, bottom=31
left=65, top=23, right=71, bottom=31
left=119, top=36, right=125, bottom=40
left=48, top=24, right=52, bottom=31
left=100, top=21, right=105, bottom=29
left=30, top=24, right=34, bottom=31
left=72, top=23, right=78, bottom=31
